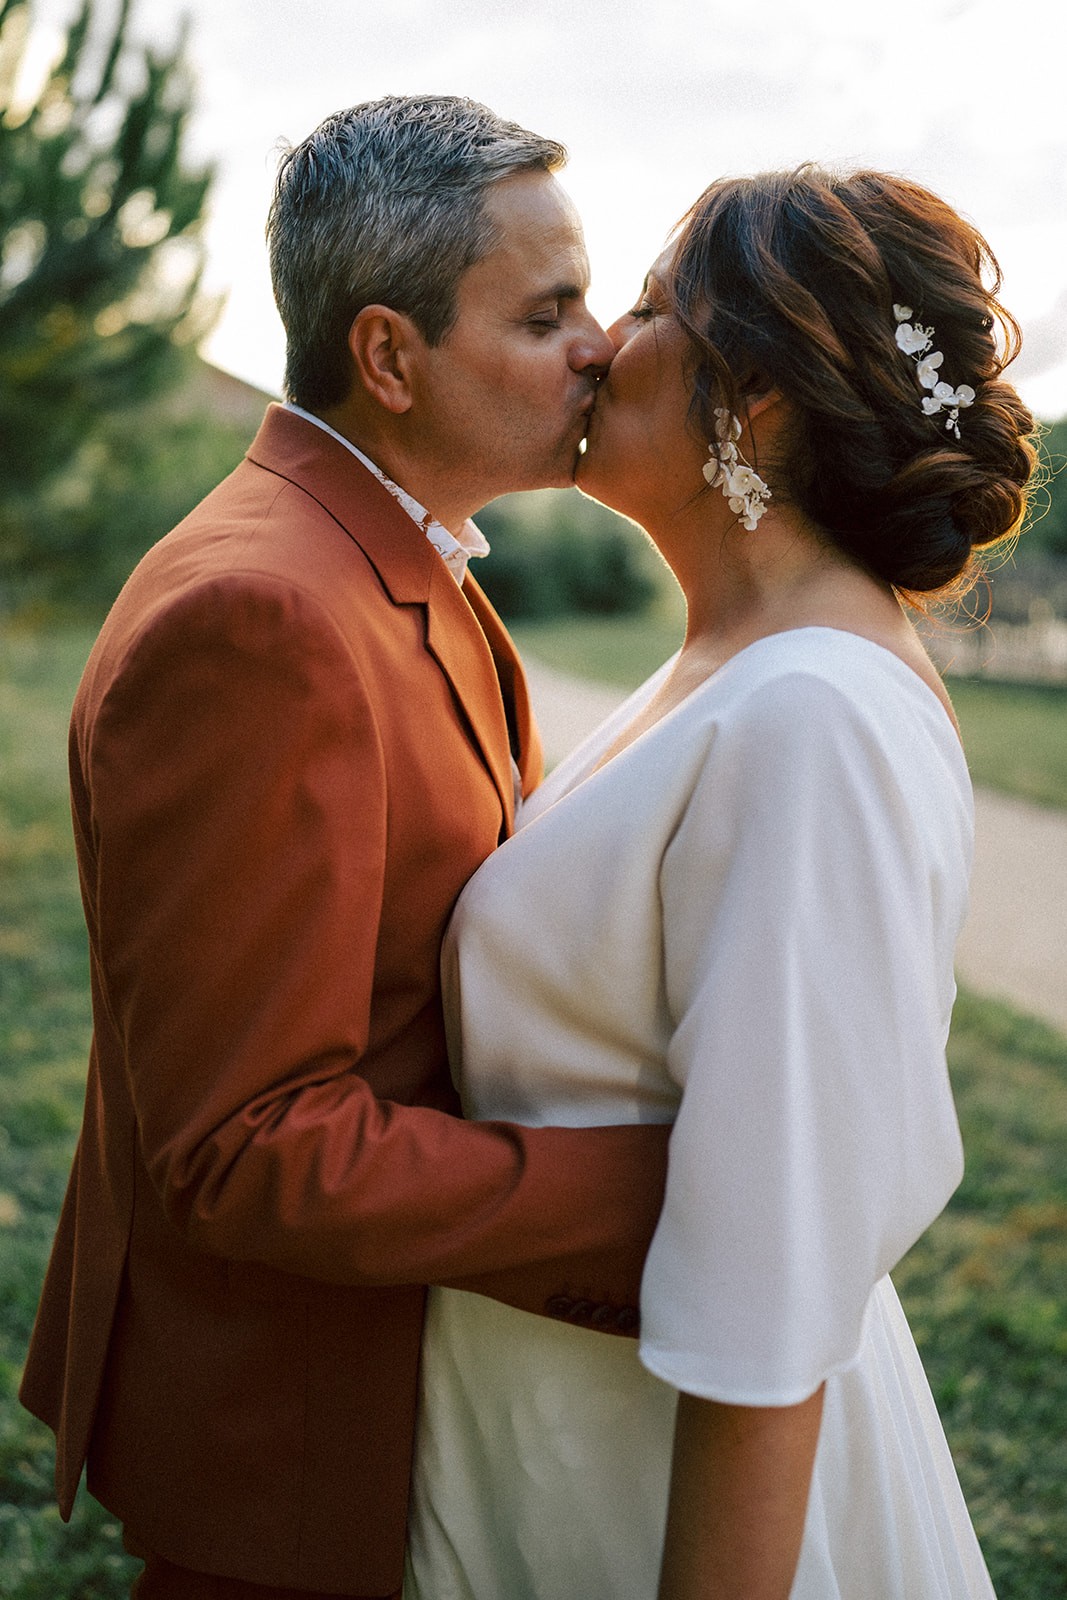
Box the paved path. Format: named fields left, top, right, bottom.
left=522, top=655, right=1067, bottom=1036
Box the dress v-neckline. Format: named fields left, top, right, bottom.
left=526, top=626, right=965, bottom=824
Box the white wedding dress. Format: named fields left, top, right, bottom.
left=403, top=628, right=996, bottom=1599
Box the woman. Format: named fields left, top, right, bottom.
left=403, top=167, right=1035, bottom=1599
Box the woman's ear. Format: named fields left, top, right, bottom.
left=347, top=305, right=418, bottom=414
left=742, top=387, right=784, bottom=425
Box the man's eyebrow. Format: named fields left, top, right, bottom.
left=521, top=280, right=587, bottom=308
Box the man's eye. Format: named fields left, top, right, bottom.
left=628, top=302, right=654, bottom=321
left=529, top=312, right=561, bottom=331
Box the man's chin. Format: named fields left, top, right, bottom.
left=560, top=414, right=598, bottom=486
left=534, top=453, right=583, bottom=492
left=564, top=431, right=601, bottom=486
left=497, top=436, right=591, bottom=495
left=573, top=439, right=596, bottom=488
left=572, top=443, right=619, bottom=513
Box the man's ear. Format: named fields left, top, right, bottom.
left=347, top=305, right=419, bottom=414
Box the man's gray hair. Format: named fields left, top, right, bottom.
left=267, top=95, right=567, bottom=409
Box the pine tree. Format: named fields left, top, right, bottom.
left=0, top=0, right=214, bottom=594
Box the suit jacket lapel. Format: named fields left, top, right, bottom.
left=424, top=561, right=516, bottom=834
left=465, top=577, right=543, bottom=801
left=247, top=405, right=518, bottom=830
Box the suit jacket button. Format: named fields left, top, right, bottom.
left=545, top=1295, right=573, bottom=1318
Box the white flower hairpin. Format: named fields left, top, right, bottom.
left=893, top=305, right=975, bottom=441
left=703, top=408, right=772, bottom=530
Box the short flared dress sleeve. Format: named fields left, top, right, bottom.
left=638, top=660, right=972, bottom=1406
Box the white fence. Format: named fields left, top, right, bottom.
left=923, top=611, right=1067, bottom=684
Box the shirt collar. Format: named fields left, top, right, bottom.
left=283, top=403, right=489, bottom=584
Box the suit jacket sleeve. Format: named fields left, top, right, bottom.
left=81, top=574, right=666, bottom=1313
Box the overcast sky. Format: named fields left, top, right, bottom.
left=23, top=0, right=1067, bottom=417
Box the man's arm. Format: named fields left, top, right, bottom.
left=84, top=575, right=666, bottom=1310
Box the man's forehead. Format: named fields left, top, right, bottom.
left=479, top=172, right=589, bottom=284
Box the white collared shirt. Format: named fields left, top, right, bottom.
left=283, top=403, right=490, bottom=585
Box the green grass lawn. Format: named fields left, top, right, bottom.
left=948, top=678, right=1067, bottom=811
left=1, top=620, right=1065, bottom=1597
left=513, top=605, right=685, bottom=690
left=0, top=624, right=139, bottom=1598
left=514, top=612, right=1067, bottom=811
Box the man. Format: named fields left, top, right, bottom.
left=20, top=97, right=670, bottom=1599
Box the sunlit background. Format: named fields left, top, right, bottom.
left=19, top=0, right=1067, bottom=419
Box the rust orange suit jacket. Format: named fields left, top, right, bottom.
left=19, top=406, right=668, bottom=1595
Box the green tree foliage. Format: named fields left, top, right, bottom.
left=0, top=0, right=215, bottom=602
left=9, top=393, right=258, bottom=613
left=476, top=489, right=662, bottom=619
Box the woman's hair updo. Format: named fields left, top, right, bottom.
left=669, top=166, right=1037, bottom=594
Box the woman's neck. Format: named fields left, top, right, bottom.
left=656, top=507, right=900, bottom=668
left=645, top=505, right=961, bottom=739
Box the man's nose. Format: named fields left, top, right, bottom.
left=570, top=312, right=615, bottom=376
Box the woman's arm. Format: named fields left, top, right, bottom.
left=658, top=1384, right=825, bottom=1600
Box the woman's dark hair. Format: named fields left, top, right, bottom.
left=668, top=166, right=1037, bottom=594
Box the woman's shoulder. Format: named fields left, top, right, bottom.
left=522, top=627, right=969, bottom=833
left=712, top=625, right=937, bottom=699
left=662, top=628, right=972, bottom=844
left=690, top=627, right=960, bottom=754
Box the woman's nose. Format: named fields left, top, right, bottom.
left=606, top=314, right=633, bottom=354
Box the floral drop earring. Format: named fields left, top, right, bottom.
left=703, top=408, right=771, bottom=530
